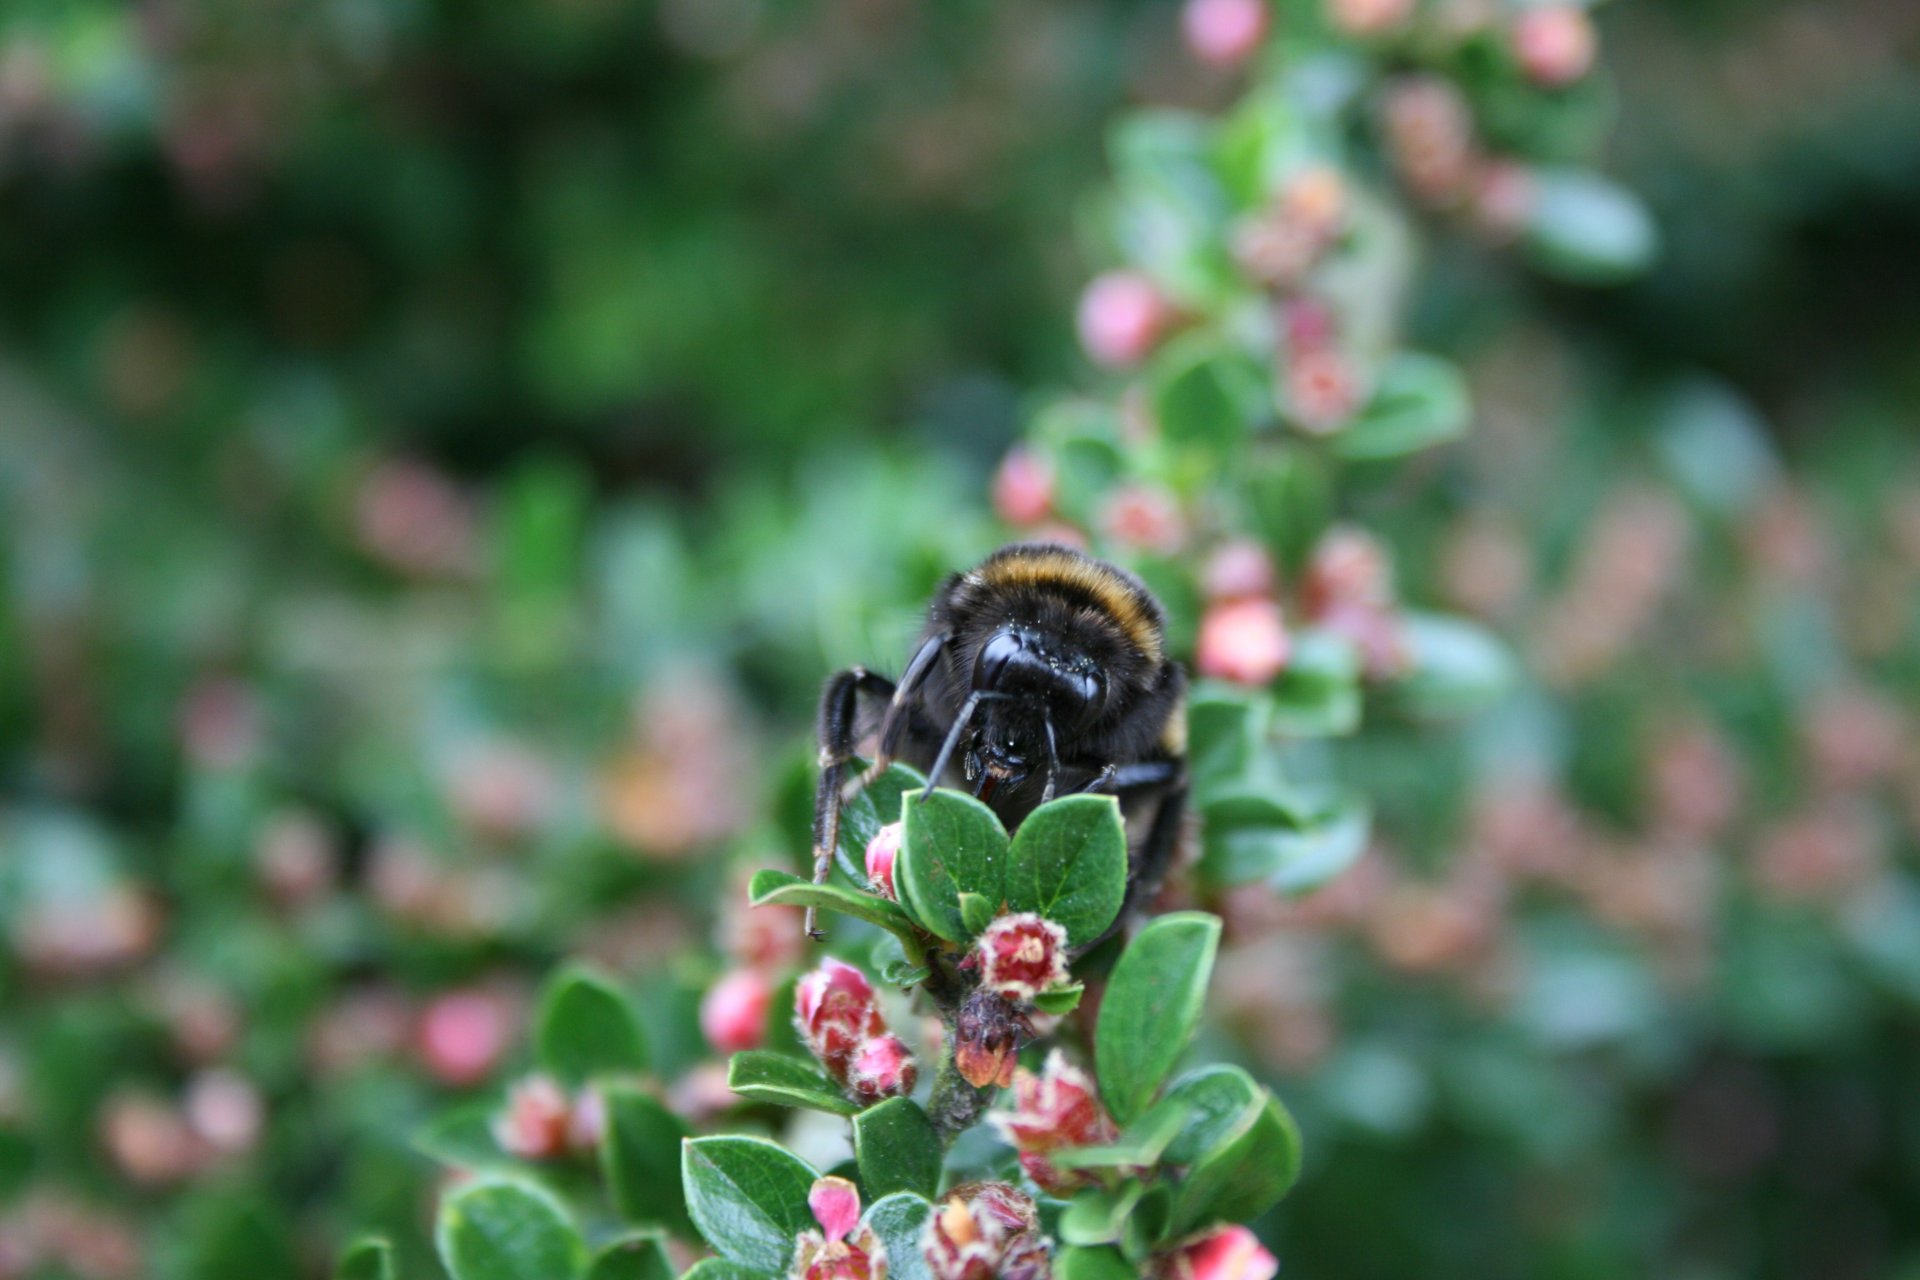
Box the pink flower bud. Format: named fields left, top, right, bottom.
left=847, top=1033, right=919, bottom=1104
left=492, top=1075, right=574, bottom=1160
left=992, top=1050, right=1121, bottom=1194
left=1077, top=271, right=1174, bottom=368
left=182, top=1068, right=263, bottom=1156
left=992, top=448, right=1056, bottom=526
left=701, top=967, right=774, bottom=1055
left=795, top=957, right=886, bottom=1080
left=1195, top=599, right=1291, bottom=686
left=1511, top=5, right=1596, bottom=88
left=1159, top=1225, right=1279, bottom=1280
left=1203, top=538, right=1278, bottom=602
left=1182, top=0, right=1270, bottom=67
left=1285, top=347, right=1361, bottom=434
left=1100, top=483, right=1187, bottom=556
left=923, top=1182, right=1051, bottom=1280
left=864, top=822, right=903, bottom=900
left=417, top=989, right=508, bottom=1086
left=972, top=913, right=1071, bottom=1002
left=795, top=1176, right=887, bottom=1280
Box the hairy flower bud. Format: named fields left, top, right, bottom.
left=923, top=1182, right=1051, bottom=1280
left=492, top=1075, right=574, bottom=1160
left=847, top=1034, right=919, bottom=1104
left=1157, top=1225, right=1279, bottom=1280
left=864, top=822, right=903, bottom=901
left=972, top=914, right=1071, bottom=1002
left=793, top=1176, right=888, bottom=1280
left=992, top=1050, right=1121, bottom=1194
left=795, top=957, right=884, bottom=1075
left=701, top=967, right=774, bottom=1055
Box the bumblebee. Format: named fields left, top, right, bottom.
left=809, top=543, right=1188, bottom=938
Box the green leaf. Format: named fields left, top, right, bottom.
left=749, top=870, right=920, bottom=942
left=1524, top=169, right=1658, bottom=284
left=335, top=1238, right=396, bottom=1280
left=832, top=764, right=928, bottom=881
left=585, top=1235, right=672, bottom=1280
left=1150, top=341, right=1267, bottom=455
left=1246, top=449, right=1331, bottom=575
left=600, top=1085, right=694, bottom=1237
left=675, top=1263, right=765, bottom=1280
left=534, top=966, right=648, bottom=1086
left=1392, top=613, right=1515, bottom=721
left=1030, top=984, right=1085, bottom=1016
left=863, top=1194, right=934, bottom=1280
left=897, top=789, right=1010, bottom=943
left=415, top=1102, right=508, bottom=1170
left=726, top=1052, right=859, bottom=1116
left=1268, top=630, right=1361, bottom=737
left=1333, top=353, right=1471, bottom=461
left=1185, top=691, right=1263, bottom=800
left=1168, top=1079, right=1302, bottom=1235
left=958, top=892, right=997, bottom=936
left=1198, top=791, right=1369, bottom=893
left=1059, top=1184, right=1142, bottom=1247
left=681, top=1137, right=819, bottom=1274
left=1095, top=913, right=1222, bottom=1125
left=854, top=1098, right=942, bottom=1200
left=1004, top=795, right=1128, bottom=947
left=1054, top=1244, right=1138, bottom=1280
left=437, top=1179, right=587, bottom=1280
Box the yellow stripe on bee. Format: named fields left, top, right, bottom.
left=974, top=549, right=1163, bottom=661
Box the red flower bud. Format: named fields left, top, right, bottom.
left=992, top=448, right=1056, bottom=527
left=864, top=822, right=903, bottom=901
left=794, top=1176, right=887, bottom=1280
left=847, top=1034, right=919, bottom=1104
left=795, top=957, right=884, bottom=1076
left=923, top=1182, right=1051, bottom=1280
left=702, top=968, right=774, bottom=1055
left=1285, top=347, right=1362, bottom=434
left=417, top=989, right=508, bottom=1086
left=1157, top=1225, right=1279, bottom=1280
left=1100, top=483, right=1187, bottom=556
left=1182, top=0, right=1270, bottom=67
left=1077, top=271, right=1174, bottom=368
left=972, top=914, right=1070, bottom=1002
left=992, top=1051, right=1122, bottom=1195
left=492, top=1075, right=574, bottom=1160
left=1196, top=599, right=1291, bottom=686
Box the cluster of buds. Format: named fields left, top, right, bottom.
left=992, top=1051, right=1125, bottom=1194
left=1155, top=1225, right=1280, bottom=1280
left=1196, top=539, right=1290, bottom=686
left=1301, top=525, right=1409, bottom=678
left=795, top=958, right=918, bottom=1104
left=1233, top=166, right=1349, bottom=293
left=792, top=1176, right=887, bottom=1280
left=922, top=1182, right=1052, bottom=1280
left=1279, top=298, right=1363, bottom=436
left=490, top=1075, right=605, bottom=1160
left=953, top=914, right=1073, bottom=1088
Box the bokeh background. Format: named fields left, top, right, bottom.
left=2, top=1, right=1918, bottom=1277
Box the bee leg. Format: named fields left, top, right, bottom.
left=846, top=632, right=947, bottom=801
left=1123, top=774, right=1188, bottom=918
left=811, top=666, right=897, bottom=939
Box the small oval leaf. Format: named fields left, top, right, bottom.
left=1094, top=913, right=1222, bottom=1125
